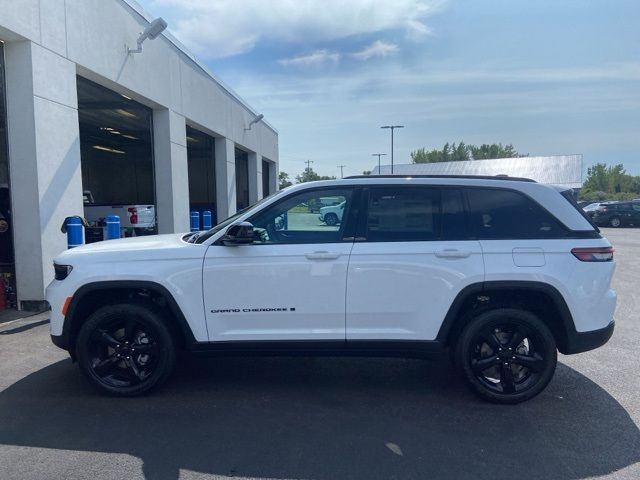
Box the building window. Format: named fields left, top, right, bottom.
left=187, top=126, right=216, bottom=223
left=235, top=148, right=249, bottom=210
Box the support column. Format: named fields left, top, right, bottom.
left=153, top=109, right=189, bottom=234
left=248, top=151, right=262, bottom=204
left=5, top=41, right=84, bottom=308
left=269, top=160, right=278, bottom=193
left=215, top=138, right=236, bottom=222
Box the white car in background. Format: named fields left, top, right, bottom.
left=318, top=201, right=345, bottom=226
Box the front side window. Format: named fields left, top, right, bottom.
left=249, top=188, right=353, bottom=244
left=365, top=187, right=441, bottom=242
left=466, top=188, right=565, bottom=239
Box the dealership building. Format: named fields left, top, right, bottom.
left=0, top=0, right=279, bottom=310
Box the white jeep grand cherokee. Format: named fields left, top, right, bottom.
left=47, top=176, right=616, bottom=403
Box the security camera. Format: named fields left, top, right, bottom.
left=128, top=17, right=168, bottom=54
left=144, top=18, right=168, bottom=40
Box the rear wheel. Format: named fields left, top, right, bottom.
left=76, top=303, right=176, bottom=396
left=324, top=213, right=339, bottom=226
left=609, top=216, right=621, bottom=227
left=455, top=308, right=557, bottom=404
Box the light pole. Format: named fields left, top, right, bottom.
left=371, top=153, right=387, bottom=174
left=337, top=165, right=346, bottom=178
left=380, top=125, right=404, bottom=174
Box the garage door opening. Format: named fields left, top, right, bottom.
left=235, top=148, right=249, bottom=211
left=0, top=42, right=16, bottom=309
left=77, top=76, right=156, bottom=238
left=262, top=159, right=272, bottom=197
left=187, top=126, right=216, bottom=224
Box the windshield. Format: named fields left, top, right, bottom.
left=192, top=190, right=283, bottom=244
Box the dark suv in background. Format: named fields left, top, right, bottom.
left=591, top=201, right=640, bottom=227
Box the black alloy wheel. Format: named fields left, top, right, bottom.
left=455, top=308, right=557, bottom=404
left=324, top=213, right=339, bottom=226
left=76, top=303, right=175, bottom=396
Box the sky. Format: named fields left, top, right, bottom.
left=137, top=0, right=640, bottom=179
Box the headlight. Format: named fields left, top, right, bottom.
left=54, top=264, right=73, bottom=280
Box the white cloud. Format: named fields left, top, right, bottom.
left=278, top=50, right=341, bottom=68
left=353, top=40, right=399, bottom=60
left=147, top=0, right=442, bottom=58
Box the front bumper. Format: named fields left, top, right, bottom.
left=50, top=332, right=69, bottom=351
left=563, top=321, right=615, bottom=354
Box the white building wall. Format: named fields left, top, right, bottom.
left=0, top=0, right=278, bottom=307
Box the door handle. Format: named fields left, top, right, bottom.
left=435, top=249, right=471, bottom=259
left=305, top=251, right=341, bottom=260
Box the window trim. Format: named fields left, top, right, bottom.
left=243, top=185, right=359, bottom=245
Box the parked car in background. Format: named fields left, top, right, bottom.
left=591, top=201, right=640, bottom=227
left=83, top=190, right=156, bottom=236
left=583, top=202, right=610, bottom=218
left=319, top=201, right=345, bottom=226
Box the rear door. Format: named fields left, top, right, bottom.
left=465, top=187, right=570, bottom=277
left=346, top=186, right=484, bottom=341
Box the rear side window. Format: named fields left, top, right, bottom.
left=366, top=187, right=440, bottom=241
left=466, top=188, right=565, bottom=239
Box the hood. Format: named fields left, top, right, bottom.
left=54, top=233, right=199, bottom=264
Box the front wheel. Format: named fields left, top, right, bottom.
left=454, top=308, right=557, bottom=404
left=76, top=303, right=176, bottom=396
left=609, top=216, right=621, bottom=228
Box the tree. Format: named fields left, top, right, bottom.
left=468, top=143, right=519, bottom=160
left=581, top=163, right=640, bottom=201
left=362, top=170, right=372, bottom=175
left=411, top=141, right=470, bottom=163
left=278, top=171, right=292, bottom=189
left=411, top=142, right=521, bottom=164
left=295, top=167, right=335, bottom=183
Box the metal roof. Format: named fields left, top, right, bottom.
left=372, top=155, right=583, bottom=188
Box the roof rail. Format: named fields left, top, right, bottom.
left=343, top=174, right=536, bottom=182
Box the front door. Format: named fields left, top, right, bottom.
left=346, top=186, right=484, bottom=341
left=203, top=186, right=356, bottom=342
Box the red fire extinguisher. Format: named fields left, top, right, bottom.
left=0, top=277, right=7, bottom=311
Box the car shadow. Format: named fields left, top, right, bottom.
left=0, top=355, right=638, bottom=480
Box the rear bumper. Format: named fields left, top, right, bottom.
left=563, top=321, right=615, bottom=354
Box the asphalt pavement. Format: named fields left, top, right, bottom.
left=0, top=227, right=639, bottom=480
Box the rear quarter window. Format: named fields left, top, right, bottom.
left=466, top=188, right=566, bottom=239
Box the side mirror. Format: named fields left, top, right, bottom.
left=222, top=222, right=255, bottom=246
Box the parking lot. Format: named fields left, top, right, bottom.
left=0, top=227, right=638, bottom=480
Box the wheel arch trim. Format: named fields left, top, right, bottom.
left=61, top=280, right=198, bottom=352
left=436, top=280, right=577, bottom=352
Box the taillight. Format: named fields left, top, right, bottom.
left=127, top=207, right=138, bottom=224
left=571, top=246, right=614, bottom=262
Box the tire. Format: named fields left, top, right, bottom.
left=75, top=303, right=176, bottom=396
left=324, top=213, right=339, bottom=226
left=609, top=216, right=621, bottom=228
left=454, top=308, right=557, bottom=404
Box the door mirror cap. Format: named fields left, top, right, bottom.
left=222, top=222, right=255, bottom=246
